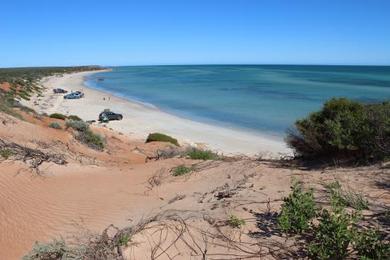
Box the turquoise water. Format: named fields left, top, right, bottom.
left=86, top=65, right=390, bottom=137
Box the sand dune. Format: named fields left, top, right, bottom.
left=0, top=111, right=388, bottom=259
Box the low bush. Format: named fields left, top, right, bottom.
left=0, top=148, right=14, bottom=159
left=227, top=215, right=246, bottom=228
left=65, top=120, right=88, bottom=132
left=277, top=180, right=388, bottom=259
left=353, top=229, right=390, bottom=259
left=278, top=180, right=316, bottom=233
left=65, top=119, right=104, bottom=150
left=49, top=113, right=67, bottom=120
left=77, top=129, right=105, bottom=150
left=187, top=148, right=219, bottom=160
left=286, top=98, right=390, bottom=164
left=172, top=165, right=192, bottom=176
left=22, top=239, right=70, bottom=260
left=67, top=115, right=82, bottom=121
left=118, top=234, right=131, bottom=246
left=49, top=122, right=62, bottom=129
left=308, top=206, right=357, bottom=260
left=146, top=132, right=179, bottom=146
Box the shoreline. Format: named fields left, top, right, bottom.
left=23, top=70, right=291, bottom=157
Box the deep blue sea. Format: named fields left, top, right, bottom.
left=86, top=65, right=390, bottom=137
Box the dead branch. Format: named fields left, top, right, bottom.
left=0, top=139, right=67, bottom=173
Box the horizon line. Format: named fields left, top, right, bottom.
left=2, top=63, right=390, bottom=69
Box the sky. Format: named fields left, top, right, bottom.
left=0, top=0, right=389, bottom=67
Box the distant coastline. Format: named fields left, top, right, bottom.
left=21, top=70, right=290, bottom=157
left=84, top=65, right=390, bottom=137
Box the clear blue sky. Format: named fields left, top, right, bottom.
left=1, top=0, right=389, bottom=67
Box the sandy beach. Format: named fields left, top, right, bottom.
left=23, top=70, right=291, bottom=157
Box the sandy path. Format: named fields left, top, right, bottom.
left=23, top=71, right=291, bottom=157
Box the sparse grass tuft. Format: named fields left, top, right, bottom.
left=325, top=181, right=369, bottom=210
left=227, top=215, right=246, bottom=228
left=146, top=132, right=179, bottom=146
left=172, top=165, right=192, bottom=176
left=0, top=148, right=14, bottom=159
left=187, top=148, right=219, bottom=160
left=118, top=234, right=131, bottom=246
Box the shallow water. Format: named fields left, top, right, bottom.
left=86, top=65, right=390, bottom=136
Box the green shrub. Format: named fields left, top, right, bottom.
left=0, top=148, right=14, bottom=159
left=146, top=132, right=179, bottom=146
left=172, top=165, right=192, bottom=176
left=118, top=234, right=131, bottom=246
left=278, top=180, right=316, bottom=233
left=286, top=98, right=390, bottom=164
left=65, top=120, right=88, bottom=132
left=227, top=215, right=246, bottom=228
left=49, top=122, right=62, bottom=129
left=308, top=185, right=360, bottom=260
left=187, top=148, right=219, bottom=160
left=353, top=229, right=390, bottom=259
left=77, top=129, right=105, bottom=150
left=22, top=239, right=70, bottom=260
left=49, top=113, right=67, bottom=120
left=67, top=115, right=82, bottom=121
left=308, top=207, right=356, bottom=260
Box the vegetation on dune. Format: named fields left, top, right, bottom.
left=77, top=129, right=105, bottom=150
left=325, top=181, right=369, bottom=211
left=48, top=122, right=62, bottom=129
left=0, top=148, right=14, bottom=159
left=67, top=114, right=83, bottom=121
left=22, top=239, right=71, bottom=260
left=277, top=180, right=316, bottom=234
left=146, top=132, right=179, bottom=146
left=0, top=66, right=103, bottom=119
left=172, top=165, right=193, bottom=176
left=65, top=120, right=89, bottom=132
left=49, top=113, right=67, bottom=120
left=278, top=180, right=390, bottom=259
left=286, top=98, right=390, bottom=164
left=66, top=119, right=105, bottom=150
left=0, top=66, right=102, bottom=96
left=187, top=148, right=219, bottom=160
left=227, top=215, right=246, bottom=229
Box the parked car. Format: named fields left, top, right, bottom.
left=99, top=110, right=123, bottom=122
left=53, top=88, right=68, bottom=94
left=64, top=91, right=84, bottom=99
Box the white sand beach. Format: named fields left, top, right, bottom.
left=23, top=71, right=291, bottom=157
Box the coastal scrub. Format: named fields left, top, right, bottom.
left=286, top=98, right=390, bottom=164
left=146, top=132, right=179, bottom=146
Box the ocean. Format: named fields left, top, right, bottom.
left=86, top=65, right=390, bottom=137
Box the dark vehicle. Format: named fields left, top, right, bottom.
left=53, top=88, right=68, bottom=94
left=64, top=91, right=84, bottom=99
left=99, top=110, right=123, bottom=122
